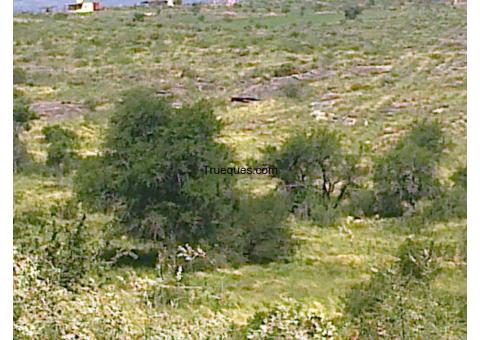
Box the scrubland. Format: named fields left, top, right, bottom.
left=13, top=0, right=466, bottom=338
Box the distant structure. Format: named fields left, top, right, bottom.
left=67, top=0, right=101, bottom=13
left=139, top=0, right=174, bottom=7
left=212, top=0, right=236, bottom=5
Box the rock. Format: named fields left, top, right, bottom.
left=433, top=108, right=447, bottom=114
left=354, top=65, right=393, bottom=75
left=311, top=110, right=328, bottom=120
left=344, top=118, right=356, bottom=126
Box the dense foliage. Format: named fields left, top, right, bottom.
left=241, top=300, right=336, bottom=339
left=424, top=165, right=467, bottom=220
left=14, top=204, right=105, bottom=289
left=264, top=127, right=357, bottom=226
left=226, top=191, right=295, bottom=264
left=42, top=124, right=79, bottom=173
left=75, top=88, right=294, bottom=264
left=343, top=238, right=466, bottom=339
left=373, top=120, right=446, bottom=217
left=76, top=88, right=237, bottom=244
left=13, top=89, right=38, bottom=172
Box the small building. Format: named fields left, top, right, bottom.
left=67, top=0, right=101, bottom=13
left=139, top=0, right=174, bottom=7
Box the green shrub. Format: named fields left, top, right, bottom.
left=397, top=238, right=439, bottom=281
left=347, top=188, right=377, bottom=217
left=75, top=88, right=236, bottom=246
left=13, top=90, right=38, bottom=173
left=13, top=133, right=30, bottom=174
left=373, top=120, right=446, bottom=217
left=14, top=248, right=142, bottom=339
left=423, top=165, right=466, bottom=221
left=344, top=6, right=362, bottom=20
left=280, top=82, right=302, bottom=99
left=13, top=67, right=27, bottom=84
left=264, top=127, right=357, bottom=224
left=133, top=12, right=145, bottom=22
left=342, top=238, right=465, bottom=339
left=227, top=191, right=295, bottom=264
left=279, top=82, right=311, bottom=100
left=14, top=204, right=104, bottom=289
left=272, top=63, right=300, bottom=77
left=14, top=89, right=37, bottom=129
left=451, top=166, right=467, bottom=188
left=241, top=300, right=336, bottom=339
left=306, top=191, right=343, bottom=228
left=42, top=124, right=79, bottom=172
left=52, top=12, right=69, bottom=20
left=191, top=3, right=201, bottom=15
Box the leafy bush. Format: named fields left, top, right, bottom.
left=451, top=166, right=467, bottom=189
left=15, top=245, right=235, bottom=339
left=264, top=127, right=357, bottom=225
left=423, top=165, right=466, bottom=220
left=279, top=82, right=311, bottom=100
left=42, top=124, right=79, bottom=172
left=225, top=191, right=295, bottom=264
left=14, top=90, right=37, bottom=129
left=397, top=238, right=439, bottom=281
left=342, top=238, right=466, bottom=339
left=13, top=90, right=38, bottom=172
left=14, top=204, right=104, bottom=289
left=306, top=192, right=343, bottom=228
left=75, top=88, right=237, bottom=245
left=13, top=67, right=27, bottom=84
left=15, top=238, right=233, bottom=339
left=241, top=300, right=336, bottom=339
left=272, top=63, right=300, bottom=77
left=347, top=188, right=377, bottom=217
left=373, top=120, right=446, bottom=217
left=344, top=6, right=362, bottom=20
left=14, top=247, right=143, bottom=339
left=133, top=12, right=145, bottom=22
left=13, top=133, right=29, bottom=174
left=280, top=82, right=302, bottom=99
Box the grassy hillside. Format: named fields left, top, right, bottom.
left=14, top=0, right=466, bottom=338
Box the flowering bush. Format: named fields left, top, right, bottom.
left=244, top=300, right=336, bottom=339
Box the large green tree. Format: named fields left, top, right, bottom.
left=76, top=88, right=236, bottom=244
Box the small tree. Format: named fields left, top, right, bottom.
left=13, top=90, right=38, bottom=173
left=373, top=120, right=446, bottom=217
left=75, top=88, right=237, bottom=245
left=42, top=125, right=79, bottom=173
left=264, top=127, right=357, bottom=224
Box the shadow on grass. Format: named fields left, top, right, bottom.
left=102, top=247, right=158, bottom=268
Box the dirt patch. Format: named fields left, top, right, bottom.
left=31, top=101, right=87, bottom=119
left=235, top=68, right=335, bottom=99
left=352, top=65, right=393, bottom=75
